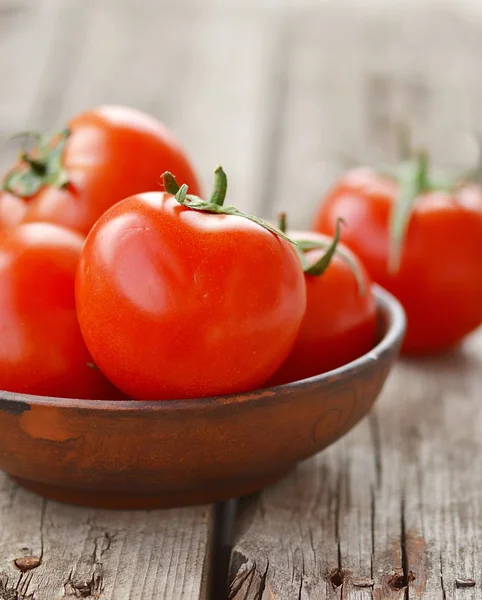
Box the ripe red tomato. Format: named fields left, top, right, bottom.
left=314, top=163, right=482, bottom=353
left=0, top=192, right=26, bottom=229
left=270, top=227, right=377, bottom=385
left=0, top=223, right=122, bottom=399
left=3, top=105, right=200, bottom=235
left=76, top=168, right=306, bottom=400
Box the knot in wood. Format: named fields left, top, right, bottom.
left=14, top=555, right=41, bottom=572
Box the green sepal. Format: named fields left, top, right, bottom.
left=304, top=217, right=343, bottom=276
left=3, top=128, right=71, bottom=197
left=298, top=220, right=366, bottom=295
left=279, top=212, right=365, bottom=296
left=388, top=152, right=429, bottom=273
left=162, top=168, right=295, bottom=244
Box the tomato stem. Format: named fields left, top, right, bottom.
left=209, top=165, right=227, bottom=207
left=175, top=184, right=189, bottom=205
left=304, top=218, right=344, bottom=276
left=160, top=167, right=295, bottom=243
left=296, top=217, right=365, bottom=294
left=388, top=150, right=429, bottom=273
left=2, top=128, right=70, bottom=198
left=162, top=172, right=181, bottom=195
left=356, top=127, right=476, bottom=273
left=417, top=150, right=430, bottom=190
left=21, top=154, right=47, bottom=175
left=278, top=212, right=287, bottom=234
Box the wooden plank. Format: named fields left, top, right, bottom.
left=0, top=473, right=213, bottom=599
left=228, top=331, right=482, bottom=599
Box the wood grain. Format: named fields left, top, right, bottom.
left=0, top=474, right=213, bottom=599
left=228, top=331, right=482, bottom=599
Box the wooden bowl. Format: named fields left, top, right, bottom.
left=0, top=285, right=405, bottom=509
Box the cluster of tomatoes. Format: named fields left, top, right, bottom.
left=1, top=105, right=481, bottom=401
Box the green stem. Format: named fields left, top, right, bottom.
left=162, top=172, right=181, bottom=195
left=296, top=218, right=365, bottom=294
left=298, top=239, right=366, bottom=293
left=304, top=218, right=344, bottom=276
left=209, top=165, right=227, bottom=206
left=21, top=154, right=47, bottom=175
left=278, top=212, right=287, bottom=234
left=388, top=151, right=429, bottom=273
left=2, top=128, right=70, bottom=197
left=175, top=184, right=189, bottom=205
left=159, top=166, right=295, bottom=244
left=416, top=150, right=429, bottom=190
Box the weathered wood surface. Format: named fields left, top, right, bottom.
left=228, top=332, right=482, bottom=599
left=0, top=475, right=213, bottom=599
left=3, top=0, right=482, bottom=598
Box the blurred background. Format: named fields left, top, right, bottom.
left=1, top=0, right=482, bottom=225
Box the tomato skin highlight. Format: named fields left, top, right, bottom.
left=76, top=192, right=307, bottom=400
left=17, top=105, right=200, bottom=235
left=270, top=231, right=377, bottom=385
left=0, top=223, right=123, bottom=399
left=314, top=168, right=482, bottom=354
left=0, top=192, right=26, bottom=230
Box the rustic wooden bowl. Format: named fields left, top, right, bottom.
left=0, top=285, right=404, bottom=509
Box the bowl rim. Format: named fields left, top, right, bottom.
left=0, top=284, right=405, bottom=412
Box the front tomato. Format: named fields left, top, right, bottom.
left=0, top=223, right=122, bottom=399
left=3, top=105, right=200, bottom=235
left=76, top=168, right=306, bottom=400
